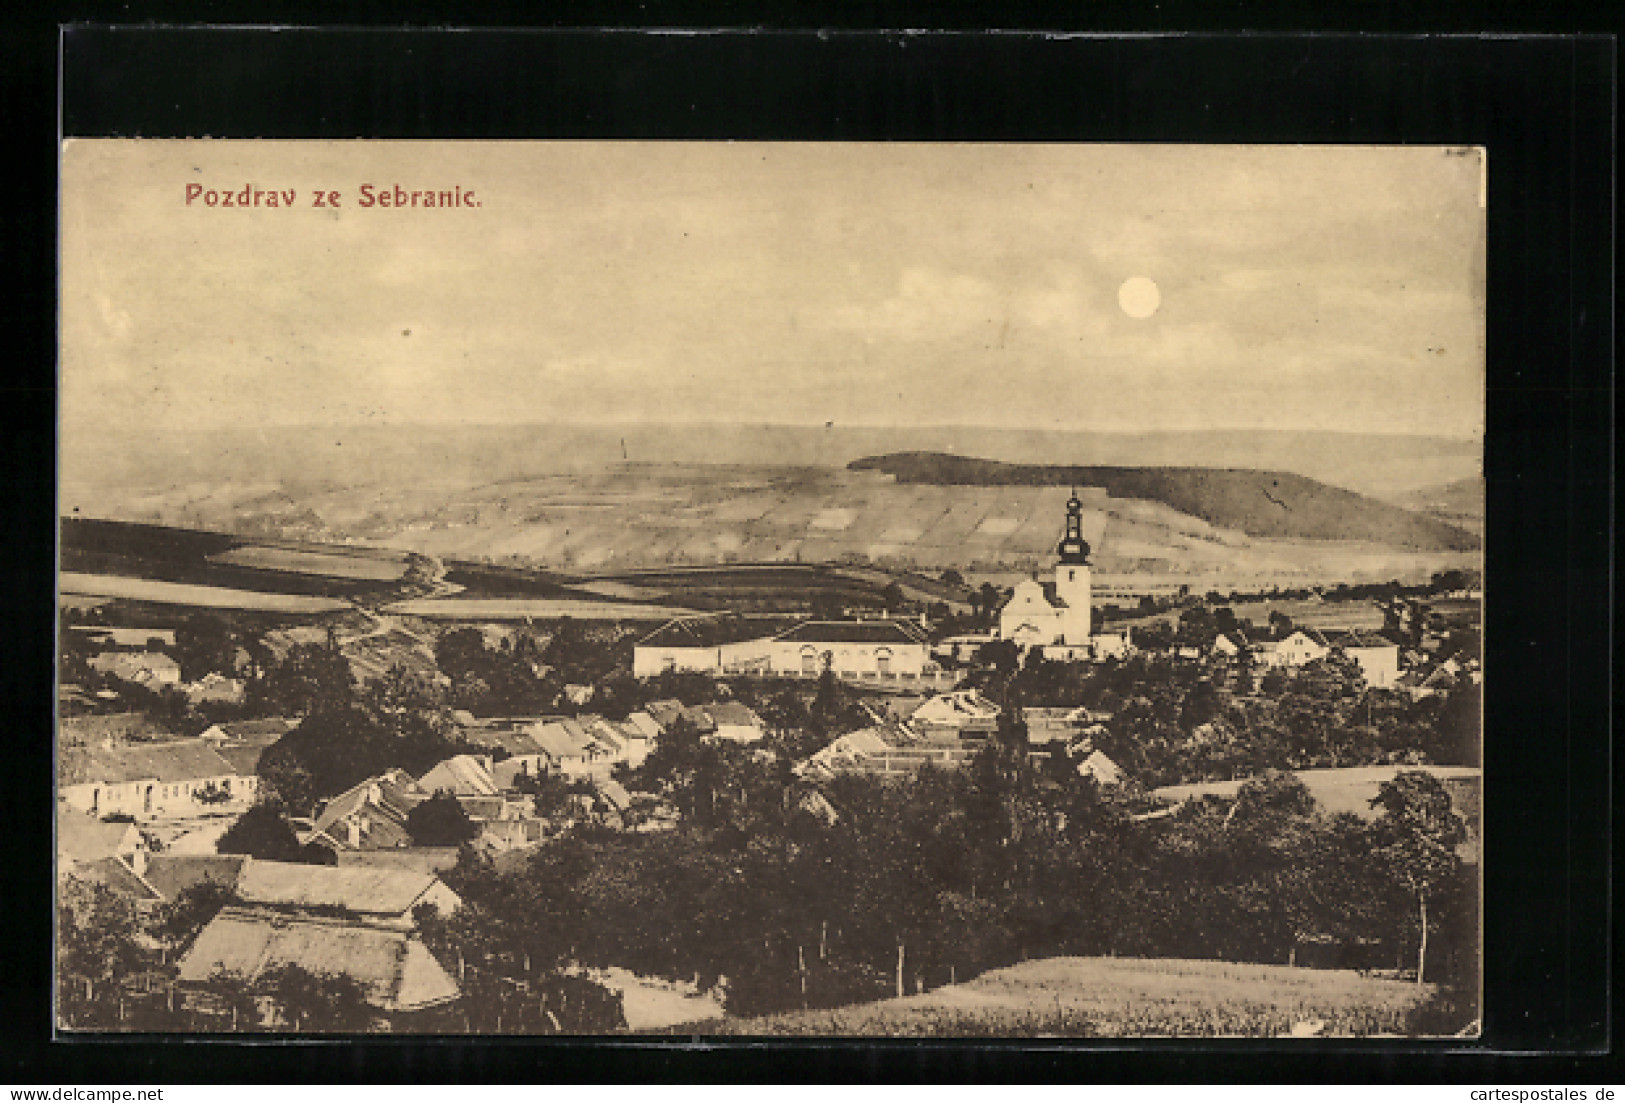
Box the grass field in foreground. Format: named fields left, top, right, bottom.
left=685, top=956, right=1436, bottom=1037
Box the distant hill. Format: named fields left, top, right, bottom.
left=850, top=453, right=1480, bottom=552
left=61, top=421, right=1480, bottom=503
left=1393, top=477, right=1484, bottom=535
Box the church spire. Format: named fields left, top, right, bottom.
left=1057, top=486, right=1091, bottom=565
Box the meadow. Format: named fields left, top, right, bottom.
left=384, top=597, right=695, bottom=621
left=683, top=955, right=1438, bottom=1037
left=59, top=571, right=348, bottom=614
left=209, top=544, right=410, bottom=581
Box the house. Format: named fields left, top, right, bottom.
left=88, top=650, right=182, bottom=687
left=531, top=718, right=614, bottom=778
left=931, top=631, right=999, bottom=663
left=1211, top=630, right=1251, bottom=659
left=309, top=770, right=427, bottom=852
left=642, top=698, right=690, bottom=732
left=1022, top=705, right=1110, bottom=746
left=792, top=788, right=841, bottom=827
left=1328, top=630, right=1402, bottom=688
left=797, top=728, right=897, bottom=780
left=1092, top=631, right=1133, bottom=660
left=631, top=615, right=780, bottom=678
left=181, top=673, right=246, bottom=705
left=457, top=722, right=550, bottom=776
left=200, top=718, right=295, bottom=746
left=910, top=690, right=1002, bottom=740
left=176, top=906, right=460, bottom=1020
left=137, top=853, right=250, bottom=902
left=764, top=620, right=932, bottom=679
left=416, top=755, right=501, bottom=799
left=59, top=740, right=255, bottom=821
left=623, top=711, right=662, bottom=742
left=1270, top=629, right=1332, bottom=668
left=1076, top=749, right=1127, bottom=788
left=695, top=701, right=766, bottom=744
left=57, top=804, right=145, bottom=869
left=69, top=626, right=178, bottom=650
left=199, top=718, right=294, bottom=782
left=234, top=858, right=462, bottom=928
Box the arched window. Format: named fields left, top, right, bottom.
left=875, top=647, right=893, bottom=674
left=800, top=646, right=819, bottom=674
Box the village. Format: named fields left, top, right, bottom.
left=57, top=492, right=1482, bottom=1034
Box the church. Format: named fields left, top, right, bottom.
left=997, top=491, right=1101, bottom=660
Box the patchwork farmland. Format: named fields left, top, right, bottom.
left=64, top=462, right=1482, bottom=593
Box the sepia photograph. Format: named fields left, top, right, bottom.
left=57, top=139, right=1484, bottom=1038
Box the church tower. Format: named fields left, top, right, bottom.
left=1054, top=489, right=1092, bottom=644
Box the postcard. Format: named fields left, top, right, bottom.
left=57, top=140, right=1483, bottom=1037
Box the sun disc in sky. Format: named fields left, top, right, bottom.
left=1118, top=276, right=1162, bottom=319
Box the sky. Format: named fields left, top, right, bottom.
left=61, top=141, right=1486, bottom=440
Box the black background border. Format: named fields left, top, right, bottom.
left=3, top=20, right=1614, bottom=1082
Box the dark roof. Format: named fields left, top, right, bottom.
left=643, top=700, right=688, bottom=729
left=209, top=719, right=295, bottom=744
left=772, top=620, right=928, bottom=646
left=79, top=856, right=163, bottom=902
left=458, top=726, right=545, bottom=757
left=312, top=771, right=424, bottom=849
left=60, top=740, right=242, bottom=787
left=1037, top=582, right=1069, bottom=609
left=701, top=701, right=764, bottom=728
left=333, top=848, right=461, bottom=874
left=58, top=712, right=176, bottom=747
left=140, top=854, right=248, bottom=902
left=636, top=615, right=783, bottom=649
left=214, top=745, right=266, bottom=777
left=1328, top=629, right=1400, bottom=649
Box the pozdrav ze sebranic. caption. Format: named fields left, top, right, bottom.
left=184, top=184, right=480, bottom=208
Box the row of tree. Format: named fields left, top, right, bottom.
left=431, top=715, right=1475, bottom=1027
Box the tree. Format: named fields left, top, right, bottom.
left=152, top=880, right=236, bottom=952
left=173, top=615, right=239, bottom=682
left=216, top=802, right=306, bottom=862
left=250, top=642, right=354, bottom=716
left=1368, top=771, right=1469, bottom=984
left=407, top=792, right=481, bottom=847
left=57, top=874, right=155, bottom=1027
left=258, top=962, right=375, bottom=1032
left=976, top=582, right=1003, bottom=623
